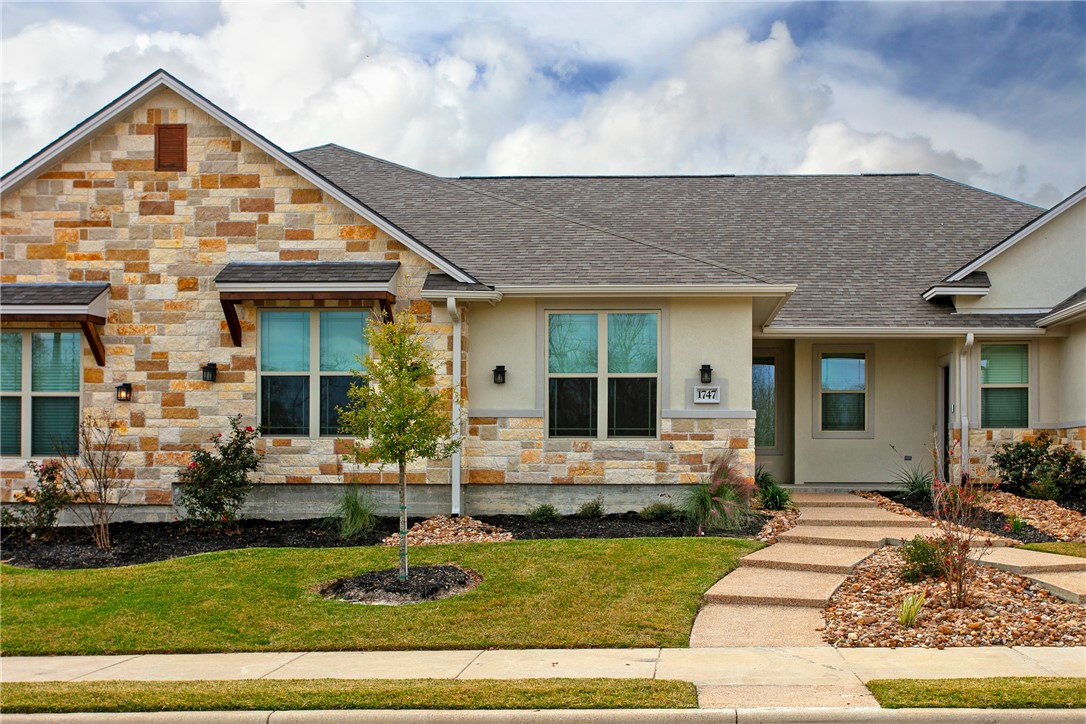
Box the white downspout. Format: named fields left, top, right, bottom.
left=447, top=297, right=462, bottom=516
left=959, top=333, right=975, bottom=484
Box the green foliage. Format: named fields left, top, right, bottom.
left=176, top=416, right=262, bottom=527
left=0, top=460, right=70, bottom=542
left=897, top=590, right=926, bottom=628
left=575, top=495, right=605, bottom=519
left=527, top=504, right=561, bottom=524
left=680, top=450, right=755, bottom=532
left=324, top=486, right=378, bottom=540
left=899, top=535, right=945, bottom=583
left=1004, top=514, right=1026, bottom=534
left=338, top=312, right=461, bottom=579
left=991, top=433, right=1086, bottom=498
left=895, top=464, right=934, bottom=502
left=754, top=466, right=791, bottom=511
left=638, top=502, right=678, bottom=522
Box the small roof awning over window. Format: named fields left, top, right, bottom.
left=0, top=283, right=110, bottom=365
left=214, top=262, right=399, bottom=347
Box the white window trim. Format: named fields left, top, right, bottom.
left=256, top=308, right=373, bottom=439
left=811, top=344, right=875, bottom=440
left=752, top=350, right=783, bottom=455
left=543, top=309, right=662, bottom=440
left=976, top=340, right=1033, bottom=429
left=1, top=329, right=83, bottom=457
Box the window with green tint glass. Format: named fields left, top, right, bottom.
left=259, top=310, right=368, bottom=437
left=546, top=311, right=658, bottom=439
left=819, top=351, right=867, bottom=433
left=1, top=331, right=80, bottom=456
left=980, top=343, right=1029, bottom=428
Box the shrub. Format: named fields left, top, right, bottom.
left=680, top=450, right=755, bottom=533
left=991, top=433, right=1086, bottom=498
left=754, top=467, right=791, bottom=511
left=898, top=590, right=927, bottom=628
left=899, top=535, right=945, bottom=583
left=325, top=486, right=378, bottom=540
left=55, top=414, right=132, bottom=549
left=895, top=463, right=933, bottom=502
left=638, top=502, right=678, bottom=522
left=527, top=503, right=561, bottom=524
left=0, top=459, right=71, bottom=542
left=1021, top=474, right=1060, bottom=501
left=176, top=416, right=262, bottom=527
left=930, top=477, right=991, bottom=608
left=575, top=495, right=605, bottom=519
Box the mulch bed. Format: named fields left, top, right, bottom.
left=0, top=510, right=767, bottom=570
left=874, top=491, right=1059, bottom=544
left=320, top=564, right=482, bottom=605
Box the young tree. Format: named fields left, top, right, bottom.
left=55, top=414, right=132, bottom=549
left=338, top=311, right=461, bottom=579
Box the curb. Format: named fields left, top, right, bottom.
left=3, top=710, right=1085, bottom=723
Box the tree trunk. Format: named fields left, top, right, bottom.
left=398, top=459, right=408, bottom=580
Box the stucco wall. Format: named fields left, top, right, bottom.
left=955, top=198, right=1085, bottom=312
left=793, top=338, right=938, bottom=484
left=1059, top=322, right=1086, bottom=425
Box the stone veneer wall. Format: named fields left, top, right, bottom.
left=950, top=426, right=1086, bottom=486
left=0, top=89, right=457, bottom=505
left=463, top=416, right=756, bottom=487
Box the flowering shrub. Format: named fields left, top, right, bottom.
left=176, top=416, right=262, bottom=527
left=991, top=433, right=1086, bottom=499
left=0, top=460, right=71, bottom=541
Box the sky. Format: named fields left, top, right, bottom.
left=2, top=1, right=1084, bottom=207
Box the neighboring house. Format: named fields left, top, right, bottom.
left=1, top=70, right=1083, bottom=519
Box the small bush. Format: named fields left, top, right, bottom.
left=639, top=502, right=678, bottom=522
left=680, top=450, right=755, bottom=532
left=575, top=495, right=605, bottom=519
left=0, top=460, right=71, bottom=542
left=1004, top=514, right=1026, bottom=534
left=176, top=416, right=262, bottom=527
left=325, top=486, right=378, bottom=539
left=1022, top=475, right=1061, bottom=501
left=899, top=535, right=946, bottom=583
left=991, top=433, right=1086, bottom=499
left=895, top=464, right=934, bottom=502
left=527, top=504, right=561, bottom=524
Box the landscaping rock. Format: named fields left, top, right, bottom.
left=381, top=515, right=513, bottom=546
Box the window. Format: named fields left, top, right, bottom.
left=813, top=346, right=873, bottom=438
left=752, top=355, right=776, bottom=449
left=980, top=343, right=1028, bottom=428
left=546, top=311, right=658, bottom=438
left=1, top=331, right=81, bottom=456
left=259, top=310, right=368, bottom=437
left=154, top=124, right=187, bottom=172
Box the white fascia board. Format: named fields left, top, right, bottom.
left=921, top=286, right=989, bottom=301
left=1037, top=300, right=1086, bottom=327
left=758, top=326, right=1047, bottom=338
left=0, top=71, right=477, bottom=286
left=946, top=186, right=1086, bottom=282
left=215, top=282, right=391, bottom=293
left=420, top=289, right=503, bottom=302
left=0, top=289, right=110, bottom=318
left=496, top=284, right=796, bottom=298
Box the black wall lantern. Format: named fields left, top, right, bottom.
left=700, top=364, right=713, bottom=384
left=493, top=365, right=506, bottom=384
left=202, top=363, right=218, bottom=383
left=115, top=383, right=133, bottom=402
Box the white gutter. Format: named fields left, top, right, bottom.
left=1037, top=300, right=1086, bottom=327
left=959, top=333, right=975, bottom=485
left=420, top=289, right=502, bottom=303
left=758, top=326, right=1045, bottom=338
left=496, top=284, right=796, bottom=297
left=447, top=297, right=462, bottom=516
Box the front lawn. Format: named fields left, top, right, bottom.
left=1022, top=542, right=1086, bottom=559
left=867, top=677, right=1086, bottom=709
left=0, top=537, right=758, bottom=655
left=0, top=679, right=698, bottom=714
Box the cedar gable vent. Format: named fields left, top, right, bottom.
left=154, top=124, right=187, bottom=172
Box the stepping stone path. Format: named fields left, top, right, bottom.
left=691, top=491, right=1086, bottom=708
left=693, top=492, right=1086, bottom=647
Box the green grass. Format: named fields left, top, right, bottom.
left=0, top=537, right=758, bottom=655
left=868, top=678, right=1086, bottom=709
left=1022, top=542, right=1086, bottom=559
left=0, top=679, right=698, bottom=714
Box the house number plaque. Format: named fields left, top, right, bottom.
left=693, top=386, right=720, bottom=404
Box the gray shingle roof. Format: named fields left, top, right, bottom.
left=1045, top=286, right=1086, bottom=317
left=944, top=271, right=991, bottom=289
left=0, top=282, right=110, bottom=305
left=215, top=261, right=399, bottom=284
left=422, top=273, right=494, bottom=293
left=293, top=146, right=1046, bottom=329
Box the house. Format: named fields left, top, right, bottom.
left=1, top=70, right=1083, bottom=520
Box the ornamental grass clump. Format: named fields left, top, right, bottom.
left=754, top=465, right=791, bottom=511
left=325, top=486, right=378, bottom=540
left=176, top=416, right=262, bottom=528
left=898, top=590, right=927, bottom=628
left=680, top=449, right=755, bottom=533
